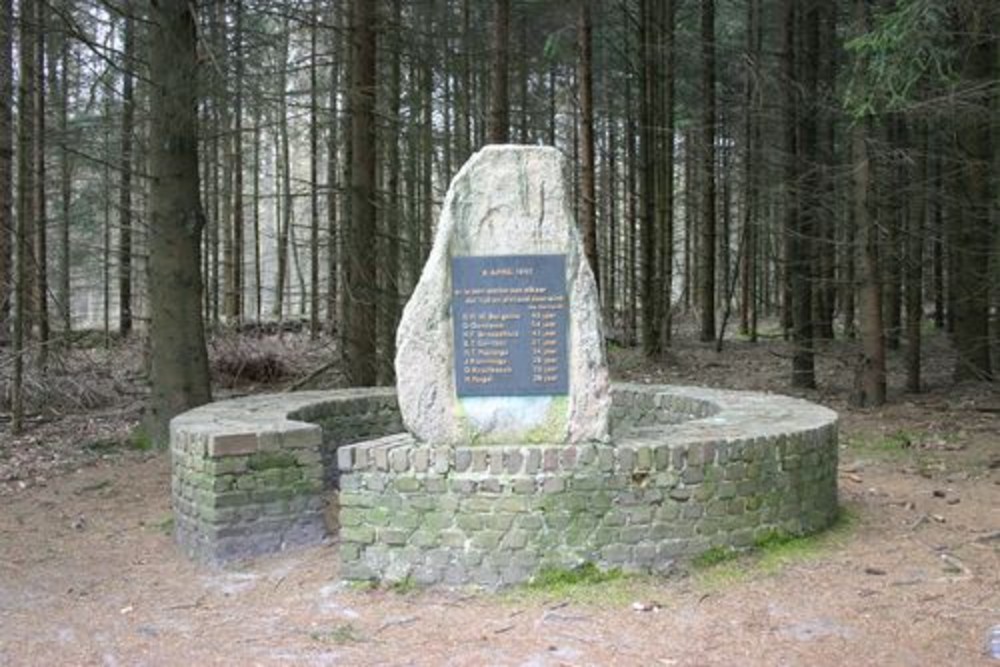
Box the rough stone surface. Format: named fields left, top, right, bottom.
left=394, top=145, right=611, bottom=445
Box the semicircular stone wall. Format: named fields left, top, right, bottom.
left=170, top=384, right=838, bottom=587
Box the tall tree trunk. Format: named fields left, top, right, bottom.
left=326, top=2, right=341, bottom=333
left=851, top=0, right=885, bottom=406
left=854, top=117, right=885, bottom=405
left=32, top=0, right=47, bottom=367
left=0, top=0, right=12, bottom=346
left=905, top=121, right=926, bottom=392
left=344, top=0, right=378, bottom=385
left=660, top=0, right=676, bottom=346
left=420, top=0, right=434, bottom=264
left=57, top=24, right=70, bottom=338
left=884, top=118, right=903, bottom=351
left=931, top=145, right=944, bottom=330
left=577, top=0, right=598, bottom=287
left=786, top=0, right=816, bottom=388
left=232, top=0, right=243, bottom=325
left=951, top=3, right=994, bottom=381
left=10, top=0, right=26, bottom=431
left=273, top=24, right=291, bottom=320
left=102, top=97, right=110, bottom=347
left=457, top=0, right=471, bottom=162
left=487, top=0, right=509, bottom=144
left=119, top=3, right=135, bottom=337
left=638, top=0, right=659, bottom=357
left=814, top=3, right=837, bottom=340
left=843, top=137, right=857, bottom=339
left=380, top=0, right=403, bottom=384
left=146, top=0, right=211, bottom=445
left=252, top=113, right=261, bottom=322
left=603, top=72, right=617, bottom=330
left=309, top=7, right=320, bottom=338
left=698, top=0, right=716, bottom=343
left=739, top=0, right=759, bottom=340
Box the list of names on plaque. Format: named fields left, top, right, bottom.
left=452, top=254, right=569, bottom=396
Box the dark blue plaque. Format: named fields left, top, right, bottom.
left=452, top=254, right=569, bottom=397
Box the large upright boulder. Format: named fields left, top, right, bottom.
left=395, top=145, right=610, bottom=445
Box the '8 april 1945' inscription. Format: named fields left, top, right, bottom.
left=452, top=255, right=568, bottom=397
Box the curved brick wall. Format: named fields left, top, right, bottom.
left=171, top=385, right=838, bottom=586
left=170, top=389, right=400, bottom=564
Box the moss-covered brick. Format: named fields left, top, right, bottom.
left=440, top=529, right=467, bottom=548
left=341, top=525, right=376, bottom=544
left=392, top=477, right=421, bottom=493
left=449, top=478, right=476, bottom=494
left=338, top=491, right=374, bottom=508
left=290, top=479, right=323, bottom=494
left=496, top=496, right=529, bottom=513
left=569, top=476, right=600, bottom=492
left=339, top=507, right=365, bottom=527
left=461, top=496, right=496, bottom=513
left=479, top=478, right=502, bottom=493
left=470, top=530, right=503, bottom=551
left=512, top=478, right=536, bottom=494
left=380, top=528, right=411, bottom=545
left=483, top=513, right=515, bottom=531
left=206, top=457, right=249, bottom=475
left=248, top=451, right=298, bottom=471
left=601, top=543, right=630, bottom=564
left=456, top=514, right=484, bottom=532
left=624, top=506, right=653, bottom=524
left=421, top=511, right=454, bottom=533
left=541, top=477, right=565, bottom=494
left=212, top=476, right=236, bottom=492
left=409, top=530, right=439, bottom=548
left=208, top=491, right=250, bottom=509
left=500, top=529, right=529, bottom=551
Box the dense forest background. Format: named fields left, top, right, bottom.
left=0, top=0, right=997, bottom=442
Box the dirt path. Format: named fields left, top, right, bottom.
left=1, top=425, right=998, bottom=664
left=1, top=334, right=998, bottom=665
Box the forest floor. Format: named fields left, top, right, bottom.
left=1, top=325, right=999, bottom=666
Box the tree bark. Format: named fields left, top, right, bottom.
left=487, top=0, right=509, bottom=144
left=146, top=0, right=211, bottom=444
left=344, top=0, right=378, bottom=385
left=57, top=22, right=71, bottom=338
left=851, top=0, right=885, bottom=406
left=119, top=3, right=135, bottom=337
left=905, top=121, right=926, bottom=392
left=309, top=7, right=320, bottom=339
left=0, top=0, right=11, bottom=346
left=659, top=0, right=676, bottom=346
left=698, top=0, right=716, bottom=343
left=638, top=0, right=660, bottom=357
left=577, top=0, right=598, bottom=288
left=10, top=0, right=26, bottom=431
left=380, top=0, right=404, bottom=385
left=272, top=24, right=291, bottom=320
left=32, top=0, right=47, bottom=367
left=786, top=0, right=816, bottom=388
left=950, top=3, right=994, bottom=381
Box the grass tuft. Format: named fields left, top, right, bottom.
left=310, top=623, right=363, bottom=644
left=528, top=562, right=624, bottom=591
left=694, top=507, right=858, bottom=589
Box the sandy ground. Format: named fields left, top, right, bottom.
left=1, top=332, right=998, bottom=666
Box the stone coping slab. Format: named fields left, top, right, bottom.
left=170, top=388, right=397, bottom=459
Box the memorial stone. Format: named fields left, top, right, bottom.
left=395, top=145, right=611, bottom=444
